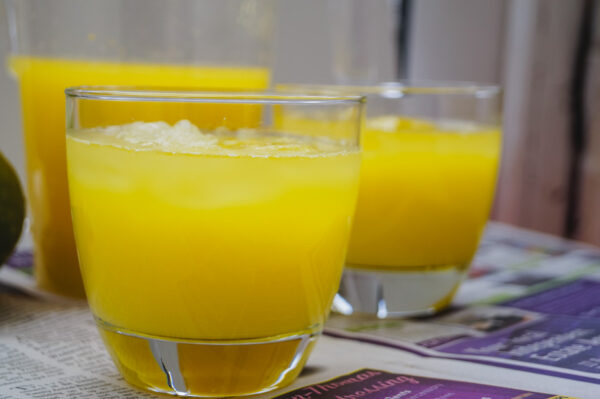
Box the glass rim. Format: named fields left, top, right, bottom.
left=277, top=81, right=501, bottom=97
left=65, top=86, right=365, bottom=104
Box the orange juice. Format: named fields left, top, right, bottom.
left=347, top=116, right=501, bottom=269
left=9, top=56, right=269, bottom=297
left=66, top=121, right=360, bottom=394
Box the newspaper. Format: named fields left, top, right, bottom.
left=0, top=291, right=588, bottom=398
left=326, top=223, right=600, bottom=385
left=272, top=369, right=577, bottom=399
left=0, top=293, right=157, bottom=398
left=0, top=222, right=598, bottom=398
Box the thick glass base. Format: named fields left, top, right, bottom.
left=334, top=264, right=466, bottom=318
left=97, top=320, right=318, bottom=397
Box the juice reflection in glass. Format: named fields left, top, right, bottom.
left=65, top=88, right=363, bottom=397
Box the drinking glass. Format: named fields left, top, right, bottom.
left=280, top=83, right=502, bottom=317
left=65, top=87, right=363, bottom=397
left=2, top=0, right=274, bottom=298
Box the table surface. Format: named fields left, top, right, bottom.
left=1, top=222, right=599, bottom=398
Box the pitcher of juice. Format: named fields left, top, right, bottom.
left=2, top=0, right=274, bottom=298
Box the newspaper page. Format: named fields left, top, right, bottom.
left=326, top=223, right=600, bottom=384
left=0, top=291, right=585, bottom=399
left=0, top=292, right=159, bottom=398
left=273, top=369, right=577, bottom=399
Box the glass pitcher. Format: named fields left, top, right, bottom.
left=2, top=0, right=275, bottom=298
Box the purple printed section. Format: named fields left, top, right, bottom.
left=502, top=279, right=600, bottom=318
left=324, top=329, right=600, bottom=384
left=4, top=250, right=34, bottom=273
left=274, top=369, right=555, bottom=399
left=436, top=315, right=600, bottom=373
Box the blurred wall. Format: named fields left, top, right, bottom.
left=272, top=0, right=333, bottom=84
left=408, top=0, right=506, bottom=83
left=273, top=0, right=398, bottom=84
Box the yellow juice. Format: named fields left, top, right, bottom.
left=66, top=121, right=360, bottom=395
left=347, top=116, right=501, bottom=269
left=9, top=56, right=269, bottom=298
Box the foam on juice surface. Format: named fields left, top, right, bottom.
left=365, top=116, right=496, bottom=135
left=68, top=120, right=349, bottom=157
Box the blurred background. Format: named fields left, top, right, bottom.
left=0, top=0, right=598, bottom=244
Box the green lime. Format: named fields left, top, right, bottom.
left=0, top=151, right=25, bottom=266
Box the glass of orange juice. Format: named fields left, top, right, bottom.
left=280, top=83, right=502, bottom=318
left=65, top=87, right=363, bottom=397
left=2, top=0, right=274, bottom=298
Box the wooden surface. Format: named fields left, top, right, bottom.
left=577, top=0, right=600, bottom=245
left=494, top=0, right=600, bottom=246
left=494, top=0, right=586, bottom=236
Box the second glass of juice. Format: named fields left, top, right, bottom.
left=279, top=83, right=502, bottom=317
left=340, top=83, right=502, bottom=317
left=65, top=88, right=363, bottom=397
left=2, top=0, right=274, bottom=297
